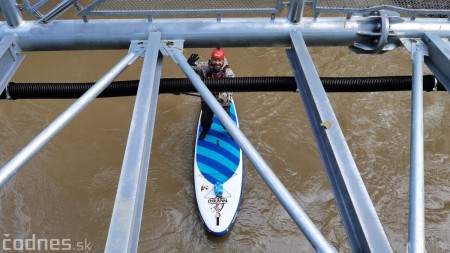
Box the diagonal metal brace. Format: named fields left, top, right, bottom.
left=287, top=30, right=392, bottom=253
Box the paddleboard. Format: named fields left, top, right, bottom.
left=194, top=97, right=244, bottom=236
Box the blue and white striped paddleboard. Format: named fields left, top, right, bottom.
left=194, top=98, right=244, bottom=236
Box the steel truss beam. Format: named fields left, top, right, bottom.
left=287, top=30, right=392, bottom=252
left=0, top=18, right=450, bottom=50
left=105, top=33, right=163, bottom=253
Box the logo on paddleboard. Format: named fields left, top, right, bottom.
left=201, top=184, right=209, bottom=191
left=208, top=197, right=228, bottom=204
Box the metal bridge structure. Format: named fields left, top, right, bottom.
left=0, top=0, right=450, bottom=252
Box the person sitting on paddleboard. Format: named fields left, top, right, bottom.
left=187, top=48, right=235, bottom=140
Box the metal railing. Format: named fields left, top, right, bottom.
left=79, top=0, right=283, bottom=16
left=312, top=0, right=450, bottom=15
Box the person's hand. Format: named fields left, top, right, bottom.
left=187, top=54, right=199, bottom=66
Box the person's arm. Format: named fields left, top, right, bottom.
left=187, top=53, right=204, bottom=76
left=187, top=54, right=199, bottom=66
left=223, top=67, right=235, bottom=101
left=224, top=67, right=235, bottom=78
left=217, top=92, right=232, bottom=105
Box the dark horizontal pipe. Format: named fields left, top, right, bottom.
left=0, top=75, right=446, bottom=99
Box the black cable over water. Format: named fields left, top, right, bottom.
left=0, top=75, right=446, bottom=99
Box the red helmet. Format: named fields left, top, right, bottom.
left=211, top=48, right=225, bottom=60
